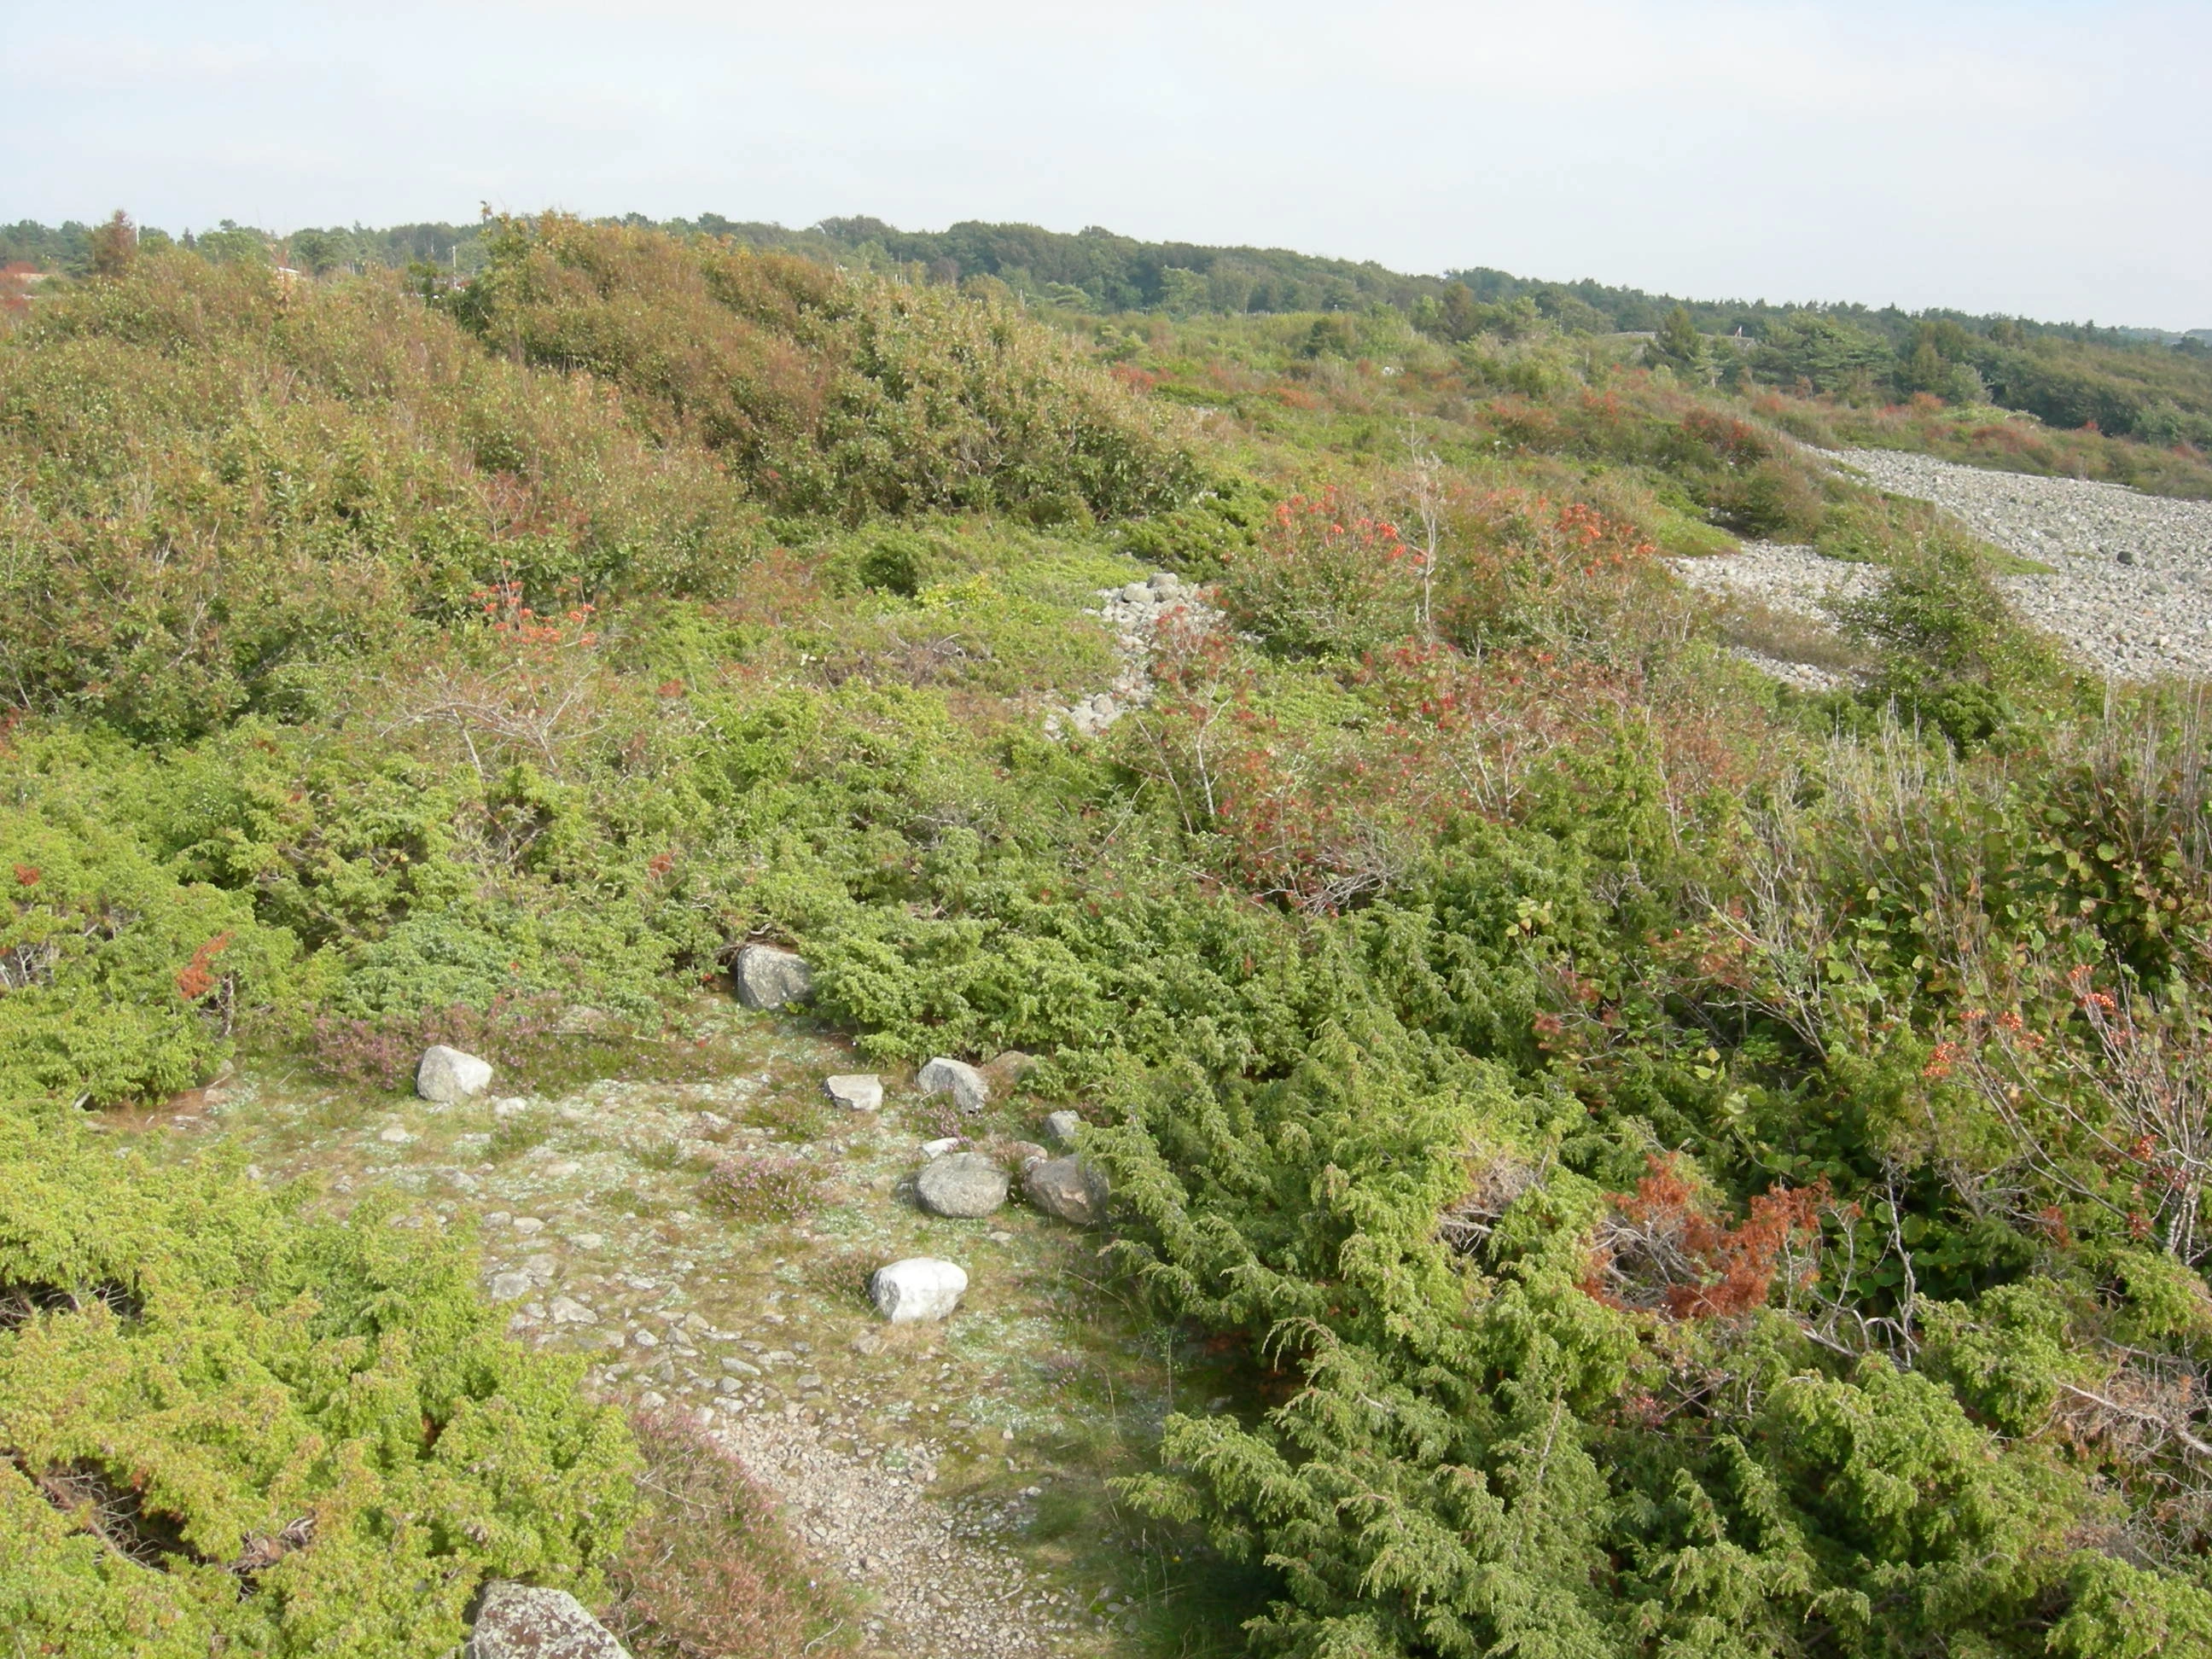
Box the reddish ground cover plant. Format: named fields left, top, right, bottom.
left=1584, top=1154, right=1830, bottom=1319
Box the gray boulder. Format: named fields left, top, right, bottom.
left=824, top=1073, right=882, bottom=1111
left=731, top=944, right=813, bottom=1010
left=1004, top=1139, right=1050, bottom=1171
left=870, top=1257, right=968, bottom=1324
left=1023, top=1155, right=1110, bottom=1227
left=918, top=1056, right=989, bottom=1115
left=469, top=1581, right=630, bottom=1659
left=916, top=1152, right=1010, bottom=1219
left=417, top=1045, right=492, bottom=1104
left=1041, top=1109, right=1084, bottom=1150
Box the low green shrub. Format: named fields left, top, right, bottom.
left=0, top=1123, right=638, bottom=1656
left=0, top=800, right=295, bottom=1109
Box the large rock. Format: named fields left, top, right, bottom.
left=870, top=1257, right=968, bottom=1324
left=916, top=1151, right=1010, bottom=1219
left=1041, top=1109, right=1084, bottom=1150
left=1023, top=1155, right=1110, bottom=1227
left=469, top=1581, right=631, bottom=1659
left=980, top=1049, right=1040, bottom=1092
left=918, top=1056, right=989, bottom=1115
left=731, top=944, right=814, bottom=1010
left=417, top=1045, right=492, bottom=1104
left=824, top=1073, right=882, bottom=1111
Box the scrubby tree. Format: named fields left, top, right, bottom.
left=86, top=210, right=136, bottom=279
left=1648, top=304, right=1708, bottom=378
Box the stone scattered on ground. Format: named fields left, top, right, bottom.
left=1005, top=1140, right=1050, bottom=1171
left=921, top=1135, right=963, bottom=1158
left=469, top=1581, right=631, bottom=1659
left=1041, top=1110, right=1083, bottom=1150
left=731, top=943, right=815, bottom=1010
left=193, top=1010, right=1173, bottom=1656
left=1053, top=570, right=1222, bottom=737
left=918, top=1056, right=989, bottom=1115
left=1668, top=541, right=1879, bottom=618
left=825, top=1073, right=884, bottom=1111
left=1023, top=1157, right=1109, bottom=1228
left=870, top=1257, right=969, bottom=1324
left=417, top=1045, right=493, bottom=1104
left=1831, top=447, right=2212, bottom=682
left=916, top=1151, right=1010, bottom=1219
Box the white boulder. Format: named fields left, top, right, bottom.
left=824, top=1073, right=882, bottom=1111
left=870, top=1257, right=968, bottom=1324
left=416, top=1045, right=492, bottom=1104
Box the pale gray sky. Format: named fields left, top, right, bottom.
left=11, top=1, right=2209, bottom=324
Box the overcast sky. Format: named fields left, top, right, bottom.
left=12, top=1, right=2209, bottom=325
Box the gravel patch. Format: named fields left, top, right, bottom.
left=1673, top=452, right=2212, bottom=684
left=1051, top=572, right=1219, bottom=736
left=1829, top=449, right=2212, bottom=681
left=1668, top=542, right=1876, bottom=690
left=707, top=1406, right=1081, bottom=1656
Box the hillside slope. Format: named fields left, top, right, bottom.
left=7, top=219, right=2212, bottom=1659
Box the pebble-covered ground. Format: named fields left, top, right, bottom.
left=1051, top=571, right=1214, bottom=737
left=1668, top=542, right=1879, bottom=690
left=1672, top=448, right=2212, bottom=684
left=1831, top=449, right=2212, bottom=681
left=153, top=1015, right=1230, bottom=1659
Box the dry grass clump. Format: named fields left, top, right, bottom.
left=1715, top=596, right=1871, bottom=677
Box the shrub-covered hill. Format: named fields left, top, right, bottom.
left=9, top=219, right=2212, bottom=1656
left=16, top=208, right=2210, bottom=492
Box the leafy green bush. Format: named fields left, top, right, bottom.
left=1840, top=531, right=2068, bottom=744
left=0, top=797, right=295, bottom=1108
left=0, top=253, right=759, bottom=739
left=0, top=1123, right=638, bottom=1656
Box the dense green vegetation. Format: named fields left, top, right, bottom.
left=12, top=210, right=2209, bottom=485
left=0, top=1125, right=637, bottom=1656
left=9, top=214, right=2212, bottom=1655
